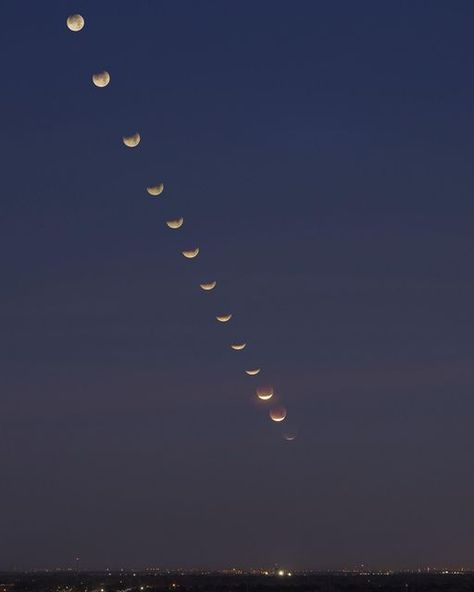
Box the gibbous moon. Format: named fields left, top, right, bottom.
left=216, top=314, right=232, bottom=322
left=146, top=184, right=164, bottom=196
left=92, top=71, right=110, bottom=88
left=256, top=385, right=274, bottom=401
left=182, top=248, right=199, bottom=259
left=166, top=218, right=184, bottom=229
left=231, top=343, right=246, bottom=351
left=200, top=281, right=216, bottom=291
left=66, top=14, right=84, bottom=31
left=245, top=368, right=261, bottom=376
left=270, top=406, right=287, bottom=422
left=122, top=133, right=141, bottom=148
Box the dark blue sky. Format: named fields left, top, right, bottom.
left=1, top=0, right=474, bottom=571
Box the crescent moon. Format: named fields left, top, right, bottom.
left=66, top=14, right=84, bottom=31
left=284, top=432, right=297, bottom=441
left=182, top=248, right=199, bottom=259
left=92, top=71, right=110, bottom=88
left=231, top=343, right=246, bottom=351
left=216, top=314, right=232, bottom=322
left=256, top=385, right=273, bottom=401
left=122, top=133, right=140, bottom=148
left=200, top=281, right=216, bottom=291
left=166, top=218, right=184, bottom=229
left=269, top=406, right=287, bottom=422
left=146, top=184, right=164, bottom=196
left=245, top=368, right=261, bottom=376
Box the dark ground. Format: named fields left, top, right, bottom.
left=1, top=572, right=474, bottom=592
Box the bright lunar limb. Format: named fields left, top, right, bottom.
left=200, top=281, right=216, bottom=291
left=231, top=343, right=246, bottom=351
left=122, top=133, right=140, bottom=148
left=216, top=314, right=232, bottom=322
left=283, top=431, right=297, bottom=441
left=245, top=368, right=261, bottom=376
left=146, top=183, right=164, bottom=196
left=182, top=248, right=199, bottom=259
left=92, top=71, right=110, bottom=87
left=166, top=218, right=184, bottom=229
left=256, top=385, right=273, bottom=400
left=66, top=14, right=84, bottom=31
left=270, top=406, right=287, bottom=422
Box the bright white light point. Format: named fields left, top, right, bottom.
left=278, top=570, right=285, bottom=576
left=288, top=572, right=292, bottom=576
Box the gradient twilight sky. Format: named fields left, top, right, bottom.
left=1, top=0, right=474, bottom=571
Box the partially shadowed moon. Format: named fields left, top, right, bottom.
left=146, top=184, right=164, bottom=196
left=166, top=218, right=184, bottom=229
left=270, top=406, right=287, bottom=422
left=245, top=368, right=261, bottom=376
left=200, top=282, right=217, bottom=291
left=92, top=71, right=110, bottom=88
left=216, top=314, right=232, bottom=322
left=256, top=385, right=274, bottom=401
left=182, top=248, right=199, bottom=259
left=66, top=14, right=84, bottom=31
left=122, top=133, right=141, bottom=148
left=231, top=343, right=246, bottom=351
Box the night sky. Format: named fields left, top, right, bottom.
left=1, top=0, right=474, bottom=571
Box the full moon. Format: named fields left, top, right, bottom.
left=66, top=14, right=84, bottom=32
left=270, top=406, right=287, bottom=422
left=92, top=71, right=110, bottom=88
left=122, top=133, right=140, bottom=148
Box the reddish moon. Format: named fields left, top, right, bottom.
left=256, top=385, right=274, bottom=401
left=269, top=406, right=287, bottom=422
